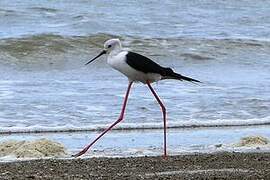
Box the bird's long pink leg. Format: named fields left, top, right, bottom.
left=73, top=82, right=133, bottom=157
left=146, top=81, right=167, bottom=158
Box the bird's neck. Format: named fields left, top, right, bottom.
left=109, top=48, right=122, bottom=56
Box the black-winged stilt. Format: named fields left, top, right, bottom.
left=73, top=38, right=200, bottom=158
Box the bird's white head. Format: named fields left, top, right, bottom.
left=85, top=38, right=122, bottom=65
left=104, top=38, right=122, bottom=54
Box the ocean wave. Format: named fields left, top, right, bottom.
left=28, top=7, right=58, bottom=13
left=0, top=33, right=115, bottom=69
left=1, top=116, right=269, bottom=134
left=0, top=33, right=269, bottom=55
left=1, top=33, right=270, bottom=70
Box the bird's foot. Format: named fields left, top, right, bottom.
left=162, top=154, right=168, bottom=160
left=72, top=149, right=87, bottom=158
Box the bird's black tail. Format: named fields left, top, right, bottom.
left=161, top=68, right=201, bottom=83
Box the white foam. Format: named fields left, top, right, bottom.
left=0, top=116, right=269, bottom=134
left=234, top=136, right=270, bottom=147
left=0, top=138, right=67, bottom=159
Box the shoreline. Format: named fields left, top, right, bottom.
left=1, top=123, right=270, bottom=135
left=1, top=126, right=270, bottom=161
left=0, top=152, right=269, bottom=179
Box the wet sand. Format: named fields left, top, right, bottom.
left=0, top=152, right=269, bottom=179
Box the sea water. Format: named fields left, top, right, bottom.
left=0, top=0, right=269, bottom=158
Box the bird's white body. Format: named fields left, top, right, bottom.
left=106, top=44, right=162, bottom=84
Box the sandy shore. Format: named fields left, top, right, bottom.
left=0, top=152, right=269, bottom=179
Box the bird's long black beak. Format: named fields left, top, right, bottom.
left=85, top=50, right=106, bottom=65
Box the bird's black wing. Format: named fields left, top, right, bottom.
left=125, top=51, right=201, bottom=83
left=125, top=51, right=165, bottom=75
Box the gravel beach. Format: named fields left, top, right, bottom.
left=0, top=152, right=269, bottom=179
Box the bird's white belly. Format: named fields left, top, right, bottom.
left=107, top=52, right=161, bottom=83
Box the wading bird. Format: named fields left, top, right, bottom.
left=73, top=39, right=200, bottom=158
